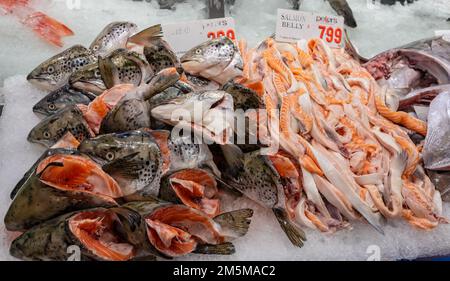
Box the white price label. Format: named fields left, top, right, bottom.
left=162, top=17, right=236, bottom=56
left=275, top=9, right=344, bottom=48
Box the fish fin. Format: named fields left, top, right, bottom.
left=221, top=144, right=244, bottom=178
left=214, top=209, right=253, bottom=237
left=103, top=152, right=143, bottom=180
left=272, top=208, right=306, bottom=247
left=193, top=243, right=236, bottom=255
left=98, top=55, right=120, bottom=88
left=128, top=24, right=163, bottom=46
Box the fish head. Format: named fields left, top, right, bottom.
left=90, top=22, right=138, bottom=57
left=79, top=131, right=152, bottom=163
left=143, top=39, right=182, bottom=74
left=28, top=106, right=91, bottom=148
left=27, top=45, right=95, bottom=91
left=69, top=64, right=107, bottom=95
left=32, top=86, right=92, bottom=116
left=151, top=90, right=225, bottom=125
left=181, top=37, right=236, bottom=74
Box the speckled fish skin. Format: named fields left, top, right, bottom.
left=99, top=99, right=152, bottom=134
left=10, top=208, right=149, bottom=261
left=166, top=131, right=220, bottom=176
left=99, top=49, right=152, bottom=89
left=143, top=38, right=182, bottom=74
left=10, top=148, right=80, bottom=200
left=27, top=105, right=93, bottom=148
left=69, top=63, right=107, bottom=95
left=90, top=22, right=138, bottom=57
left=32, top=85, right=95, bottom=116
left=4, top=172, right=118, bottom=232
left=27, top=45, right=97, bottom=91
left=79, top=130, right=164, bottom=197
left=180, top=36, right=243, bottom=85
left=222, top=150, right=306, bottom=247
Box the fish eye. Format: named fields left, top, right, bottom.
left=47, top=65, right=55, bottom=74
left=195, top=49, right=202, bottom=55
left=94, top=69, right=101, bottom=77
left=106, top=152, right=115, bottom=161
left=43, top=131, right=51, bottom=139
left=93, top=45, right=99, bottom=51
left=48, top=104, right=56, bottom=111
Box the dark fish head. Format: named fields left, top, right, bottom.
left=27, top=45, right=97, bottom=91
left=28, top=105, right=92, bottom=148
left=69, top=64, right=107, bottom=95
left=143, top=38, right=182, bottom=74
left=33, top=86, right=92, bottom=116
left=222, top=82, right=263, bottom=111
left=99, top=49, right=150, bottom=88
left=181, top=37, right=236, bottom=73
left=79, top=130, right=154, bottom=164
left=90, top=22, right=138, bottom=57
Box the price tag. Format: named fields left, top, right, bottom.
left=275, top=9, right=344, bottom=48
left=162, top=17, right=236, bottom=56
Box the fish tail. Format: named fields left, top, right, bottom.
left=193, top=242, right=236, bottom=255
left=214, top=208, right=253, bottom=238
left=272, top=208, right=306, bottom=247
left=128, top=24, right=163, bottom=46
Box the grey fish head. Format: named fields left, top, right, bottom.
left=90, top=22, right=138, bottom=57
left=27, top=45, right=97, bottom=91
left=69, top=64, right=106, bottom=95
left=181, top=37, right=236, bottom=73
left=143, top=39, right=182, bottom=74
left=27, top=105, right=91, bottom=148
left=79, top=130, right=155, bottom=164
left=151, top=90, right=225, bottom=124
left=32, top=86, right=92, bottom=116
left=9, top=212, right=73, bottom=261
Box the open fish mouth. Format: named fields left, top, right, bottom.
left=68, top=209, right=135, bottom=261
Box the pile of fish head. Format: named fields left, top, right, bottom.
left=27, top=45, right=97, bottom=91
left=27, top=105, right=93, bottom=148
left=90, top=21, right=138, bottom=57
left=33, top=85, right=95, bottom=116
left=181, top=36, right=243, bottom=85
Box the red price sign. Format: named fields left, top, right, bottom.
left=207, top=29, right=236, bottom=40
left=318, top=25, right=342, bottom=45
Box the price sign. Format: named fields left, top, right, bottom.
left=162, top=17, right=236, bottom=56
left=275, top=9, right=344, bottom=48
